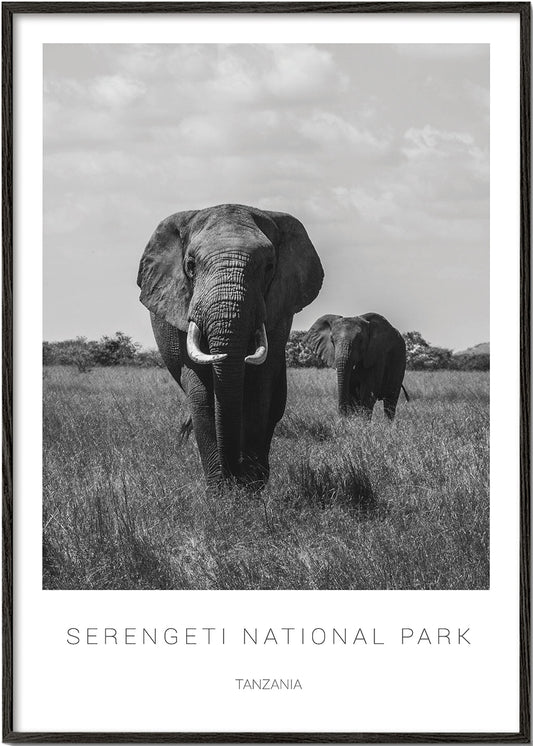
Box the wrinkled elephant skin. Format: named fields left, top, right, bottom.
left=138, top=204, right=324, bottom=488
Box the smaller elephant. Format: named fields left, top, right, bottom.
left=305, top=312, right=408, bottom=420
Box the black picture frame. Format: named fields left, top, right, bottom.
left=2, top=2, right=530, bottom=742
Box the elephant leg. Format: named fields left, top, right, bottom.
left=382, top=374, right=403, bottom=421
left=151, top=319, right=220, bottom=481
left=241, top=325, right=289, bottom=488
left=383, top=393, right=400, bottom=421
left=359, top=380, right=377, bottom=421
left=270, top=360, right=288, bottom=426
left=241, top=370, right=271, bottom=487
left=181, top=363, right=221, bottom=486
left=382, top=352, right=405, bottom=422
left=349, top=372, right=363, bottom=415
left=260, top=361, right=288, bottom=473
left=351, top=371, right=375, bottom=420
left=361, top=397, right=376, bottom=421
left=241, top=363, right=287, bottom=488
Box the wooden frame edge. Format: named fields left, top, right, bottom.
left=1, top=2, right=530, bottom=742
left=3, top=1, right=14, bottom=742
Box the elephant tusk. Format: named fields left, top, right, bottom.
left=187, top=321, right=228, bottom=365
left=245, top=324, right=268, bottom=366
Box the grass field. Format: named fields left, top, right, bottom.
left=43, top=366, right=489, bottom=590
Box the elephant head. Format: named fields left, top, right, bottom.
left=138, top=204, right=323, bottom=483
left=306, top=312, right=406, bottom=418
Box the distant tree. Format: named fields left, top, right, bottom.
left=451, top=353, right=490, bottom=371
left=135, top=348, right=164, bottom=368
left=42, top=341, right=57, bottom=366
left=67, top=338, right=97, bottom=373
left=42, top=336, right=96, bottom=372
left=286, top=331, right=325, bottom=368
left=42, top=329, right=488, bottom=372
left=43, top=332, right=141, bottom=369
left=403, top=331, right=453, bottom=370
left=93, top=332, right=140, bottom=366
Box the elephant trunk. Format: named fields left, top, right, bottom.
left=201, top=274, right=256, bottom=482
left=212, top=355, right=245, bottom=480
left=335, top=344, right=352, bottom=416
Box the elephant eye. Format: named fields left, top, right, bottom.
left=265, top=261, right=274, bottom=275
left=185, top=257, right=195, bottom=279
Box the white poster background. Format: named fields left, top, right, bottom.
left=13, top=10, right=520, bottom=734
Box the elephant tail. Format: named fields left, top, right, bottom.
left=401, top=384, right=410, bottom=402
left=179, top=414, right=193, bottom=442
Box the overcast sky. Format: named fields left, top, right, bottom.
left=44, top=43, right=489, bottom=351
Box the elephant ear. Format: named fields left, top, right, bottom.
left=137, top=211, right=197, bottom=331
left=264, top=212, right=324, bottom=327
left=304, top=315, right=342, bottom=368
left=363, top=314, right=390, bottom=369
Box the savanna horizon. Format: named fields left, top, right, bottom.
left=43, top=365, right=489, bottom=591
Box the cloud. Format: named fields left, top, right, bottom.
left=91, top=75, right=146, bottom=108
left=463, top=80, right=489, bottom=110
left=403, top=125, right=475, bottom=157
left=402, top=124, right=489, bottom=194
left=44, top=45, right=355, bottom=157
left=43, top=43, right=490, bottom=349
left=262, top=45, right=349, bottom=100
left=105, top=44, right=348, bottom=110
left=296, top=111, right=391, bottom=154
left=323, top=119, right=489, bottom=251
left=393, top=44, right=488, bottom=60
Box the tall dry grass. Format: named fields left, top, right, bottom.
left=43, top=366, right=489, bottom=590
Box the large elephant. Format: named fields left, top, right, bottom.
left=305, top=313, right=407, bottom=420
left=138, top=204, right=323, bottom=488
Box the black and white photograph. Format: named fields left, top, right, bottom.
left=43, top=41, right=490, bottom=591
left=4, top=4, right=529, bottom=740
